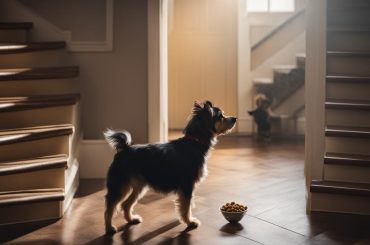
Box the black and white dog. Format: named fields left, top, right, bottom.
left=104, top=100, right=237, bottom=233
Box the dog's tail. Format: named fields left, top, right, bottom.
left=104, top=129, right=132, bottom=151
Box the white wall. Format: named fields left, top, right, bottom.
left=168, top=0, right=238, bottom=129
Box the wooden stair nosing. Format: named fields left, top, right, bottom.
left=325, top=99, right=370, bottom=111
left=325, top=152, right=370, bottom=167
left=0, top=188, right=64, bottom=207
left=0, top=22, right=33, bottom=30
left=0, top=66, right=79, bottom=81
left=310, top=180, right=370, bottom=197
left=0, top=124, right=74, bottom=146
left=0, top=93, right=80, bottom=112
left=0, top=155, right=68, bottom=176
left=327, top=50, right=370, bottom=57
left=0, top=41, right=66, bottom=54
left=325, top=126, right=370, bottom=138
left=327, top=74, right=370, bottom=83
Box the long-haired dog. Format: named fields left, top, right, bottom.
left=248, top=94, right=272, bottom=143
left=103, top=100, right=237, bottom=233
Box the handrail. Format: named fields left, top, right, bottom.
left=251, top=8, right=306, bottom=51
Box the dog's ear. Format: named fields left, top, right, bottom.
left=204, top=100, right=213, bottom=108
left=192, top=100, right=203, bottom=114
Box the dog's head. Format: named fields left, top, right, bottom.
left=255, top=94, right=271, bottom=109
left=184, top=100, right=237, bottom=138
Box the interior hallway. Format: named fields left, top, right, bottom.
left=2, top=136, right=370, bottom=244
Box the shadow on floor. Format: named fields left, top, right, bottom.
left=0, top=219, right=60, bottom=244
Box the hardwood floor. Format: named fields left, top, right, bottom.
left=1, top=135, right=370, bottom=244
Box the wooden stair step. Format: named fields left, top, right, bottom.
left=327, top=50, right=370, bottom=57
left=0, top=93, right=80, bottom=112
left=0, top=22, right=33, bottom=30
left=326, top=99, right=370, bottom=110
left=0, top=42, right=65, bottom=54
left=0, top=124, right=74, bottom=146
left=325, top=152, right=370, bottom=167
left=0, top=66, right=79, bottom=81
left=327, top=74, right=370, bottom=83
left=310, top=180, right=370, bottom=197
left=272, top=65, right=298, bottom=74
left=0, top=188, right=64, bottom=207
left=252, top=77, right=273, bottom=85
left=326, top=125, right=370, bottom=138
left=0, top=154, right=67, bottom=176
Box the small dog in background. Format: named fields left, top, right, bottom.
left=248, top=94, right=272, bottom=143
left=103, top=100, right=237, bottom=233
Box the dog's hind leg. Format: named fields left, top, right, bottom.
left=105, top=182, right=131, bottom=234
left=121, top=177, right=147, bottom=224
left=177, top=188, right=200, bottom=228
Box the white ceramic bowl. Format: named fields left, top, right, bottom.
left=220, top=207, right=247, bottom=223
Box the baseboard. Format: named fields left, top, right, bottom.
left=78, top=140, right=114, bottom=178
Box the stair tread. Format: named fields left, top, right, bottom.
left=252, top=77, right=273, bottom=85
left=0, top=41, right=65, bottom=54
left=0, top=22, right=33, bottom=30
left=0, top=66, right=79, bottom=81
left=0, top=124, right=74, bottom=146
left=325, top=152, right=370, bottom=166
left=273, top=65, right=298, bottom=74
left=0, top=188, right=64, bottom=207
left=0, top=154, right=68, bottom=176
left=327, top=50, right=370, bottom=57
left=326, top=98, right=370, bottom=110
left=326, top=125, right=370, bottom=138
left=327, top=74, right=370, bottom=83
left=310, top=180, right=370, bottom=197
left=0, top=93, right=80, bottom=112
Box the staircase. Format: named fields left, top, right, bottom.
left=309, top=0, right=370, bottom=214
left=252, top=53, right=305, bottom=137
left=0, top=22, right=80, bottom=225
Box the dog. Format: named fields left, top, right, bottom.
left=248, top=94, right=272, bottom=143
left=103, top=100, right=237, bottom=233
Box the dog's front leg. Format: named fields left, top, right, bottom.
left=177, top=188, right=200, bottom=228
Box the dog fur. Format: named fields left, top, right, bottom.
left=103, top=100, right=237, bottom=233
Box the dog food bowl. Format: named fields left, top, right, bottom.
left=220, top=202, right=248, bottom=223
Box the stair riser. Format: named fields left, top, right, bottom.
left=326, top=109, right=370, bottom=128
left=326, top=137, right=370, bottom=155
left=0, top=105, right=78, bottom=129
left=0, top=135, right=70, bottom=162
left=273, top=85, right=304, bottom=116
left=296, top=58, right=305, bottom=69
left=327, top=33, right=370, bottom=52
left=327, top=57, right=370, bottom=76
left=0, top=30, right=27, bottom=43
left=0, top=79, right=79, bottom=96
left=0, top=200, right=63, bottom=225
left=327, top=82, right=370, bottom=100
left=311, top=192, right=370, bottom=215
left=0, top=167, right=65, bottom=192
left=324, top=165, right=370, bottom=184
left=0, top=50, right=69, bottom=68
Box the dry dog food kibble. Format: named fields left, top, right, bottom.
left=221, top=202, right=247, bottom=212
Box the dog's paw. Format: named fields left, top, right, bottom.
left=128, top=215, right=143, bottom=224
left=187, top=218, right=201, bottom=228
left=105, top=225, right=117, bottom=234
